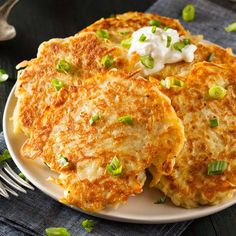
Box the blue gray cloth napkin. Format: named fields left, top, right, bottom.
left=0, top=0, right=235, bottom=235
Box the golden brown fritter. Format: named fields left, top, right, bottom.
left=157, top=62, right=236, bottom=208
left=20, top=71, right=184, bottom=211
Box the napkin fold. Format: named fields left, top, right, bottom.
left=1, top=0, right=235, bottom=235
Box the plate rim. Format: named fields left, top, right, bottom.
left=3, top=84, right=236, bottom=224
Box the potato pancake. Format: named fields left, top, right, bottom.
left=157, top=62, right=236, bottom=208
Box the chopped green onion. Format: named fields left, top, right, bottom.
left=106, top=156, right=122, bottom=176
left=56, top=155, right=69, bottom=168
left=89, top=114, right=101, bottom=125
left=225, top=22, right=236, bottom=32
left=208, top=85, right=227, bottom=99
left=45, top=227, right=71, bottom=236
left=207, top=52, right=215, bottom=62
left=96, top=29, right=110, bottom=39
left=121, top=37, right=132, bottom=49
left=0, top=149, right=11, bottom=163
left=0, top=69, right=9, bottom=83
left=154, top=196, right=166, bottom=204
left=209, top=117, right=219, bottom=127
left=173, top=42, right=185, bottom=52
left=166, top=35, right=172, bottom=48
left=81, top=219, right=94, bottom=233
left=18, top=172, right=28, bottom=182
left=149, top=19, right=161, bottom=27
left=139, top=34, right=147, bottom=42
left=56, top=60, right=71, bottom=73
left=140, top=55, right=154, bottom=69
left=160, top=78, right=171, bottom=89
left=151, top=26, right=157, bottom=34
left=163, top=26, right=171, bottom=31
left=183, top=38, right=190, bottom=45
left=208, top=160, right=228, bottom=175
left=118, top=29, right=131, bottom=35
left=117, top=115, right=133, bottom=125
left=52, top=78, right=64, bottom=91
left=182, top=4, right=195, bottom=22
left=101, top=55, right=114, bottom=68
left=173, top=79, right=185, bottom=87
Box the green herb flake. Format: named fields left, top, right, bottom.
left=56, top=60, right=71, bottom=73
left=117, top=115, right=133, bottom=125
left=173, top=42, right=185, bottom=52
left=166, top=35, right=172, bottom=48
left=118, top=29, right=131, bottom=35
left=154, top=196, right=166, bottom=204
left=121, top=37, right=132, bottom=49
left=208, top=85, right=227, bottom=99
left=139, top=33, right=147, bottom=42
left=56, top=155, right=69, bottom=168
left=209, top=117, right=219, bottom=128
left=173, top=79, right=185, bottom=87
left=182, top=4, right=195, bottom=22
left=149, top=19, right=161, bottom=27
left=0, top=69, right=9, bottom=83
left=89, top=114, right=101, bottom=125
left=106, top=156, right=122, bottom=176
left=160, top=78, right=171, bottom=89
left=140, top=55, right=154, bottom=69
left=81, top=219, right=94, bottom=233
left=183, top=38, right=191, bottom=45
left=100, top=55, right=114, bottom=68
left=0, top=150, right=11, bottom=163
left=163, top=26, right=171, bottom=31
left=52, top=78, right=64, bottom=91
left=207, top=52, right=215, bottom=62
left=96, top=29, right=110, bottom=39
left=45, top=227, right=71, bottom=236
left=225, top=22, right=236, bottom=32
left=151, top=26, right=157, bottom=34
left=208, top=160, right=228, bottom=175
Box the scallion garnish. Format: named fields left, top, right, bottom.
left=166, top=35, right=172, bottom=48
left=225, top=22, right=236, bottom=32
left=140, top=55, right=154, bottom=69
left=101, top=55, right=114, bottom=68
left=149, top=19, right=161, bottom=27
left=182, top=4, right=195, bottom=22
left=57, top=155, right=69, bottom=168
left=208, top=160, right=228, bottom=175
left=81, top=219, right=94, bottom=233
left=160, top=78, right=171, bottom=89
left=0, top=149, right=11, bottom=163
left=45, top=227, right=71, bottom=236
left=173, top=42, right=185, bottom=52
left=118, top=29, right=131, bottom=35
left=139, top=34, right=147, bottom=42
left=163, top=26, right=171, bottom=31
left=89, top=114, right=101, bottom=125
left=151, top=26, right=157, bottom=34
left=106, top=156, right=122, bottom=176
left=208, top=85, right=227, bottom=99
left=96, top=29, right=110, bottom=39
left=207, top=53, right=215, bottom=62
left=56, top=60, right=71, bottom=73
left=173, top=79, right=185, bottom=87
left=209, top=117, right=219, bottom=127
left=154, top=195, right=166, bottom=204
left=117, top=115, right=133, bottom=125
left=0, top=69, right=9, bottom=83
left=183, top=38, right=190, bottom=45
left=160, top=77, right=184, bottom=89
left=52, top=78, right=64, bottom=91
left=121, top=37, right=132, bottom=49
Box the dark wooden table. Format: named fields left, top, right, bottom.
left=0, top=0, right=235, bottom=235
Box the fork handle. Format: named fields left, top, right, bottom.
left=0, top=0, right=19, bottom=19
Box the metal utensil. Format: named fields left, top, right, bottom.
left=0, top=0, right=19, bottom=41
left=0, top=162, right=34, bottom=198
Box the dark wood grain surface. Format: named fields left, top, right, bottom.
left=0, top=0, right=236, bottom=235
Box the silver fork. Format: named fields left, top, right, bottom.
left=0, top=162, right=34, bottom=198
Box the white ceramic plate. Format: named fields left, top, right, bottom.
left=3, top=85, right=236, bottom=224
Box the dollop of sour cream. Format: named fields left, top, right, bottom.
left=128, top=26, right=197, bottom=75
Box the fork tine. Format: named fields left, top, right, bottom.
left=2, top=182, right=18, bottom=196
left=0, top=170, right=27, bottom=193
left=0, top=180, right=9, bottom=198
left=3, top=163, right=34, bottom=190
